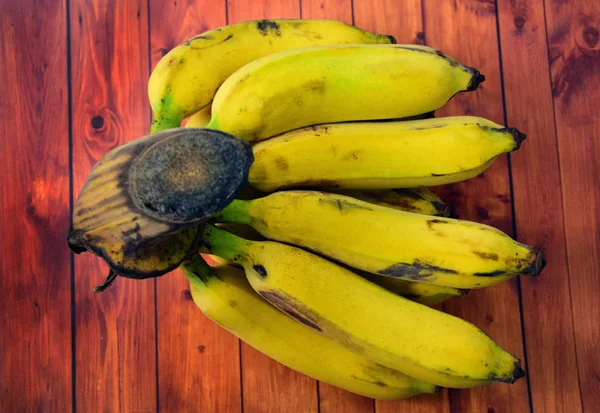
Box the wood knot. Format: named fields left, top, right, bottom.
left=514, top=16, right=525, bottom=30
left=91, top=115, right=104, bottom=129
left=583, top=27, right=599, bottom=48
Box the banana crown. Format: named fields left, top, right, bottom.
left=68, top=128, right=253, bottom=288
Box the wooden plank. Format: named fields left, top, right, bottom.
left=421, top=1, right=531, bottom=412
left=301, top=1, right=371, bottom=411
left=544, top=1, right=600, bottom=411
left=149, top=2, right=243, bottom=411
left=227, top=2, right=319, bottom=412
left=69, top=2, right=157, bottom=411
left=496, top=1, right=583, bottom=412
left=353, top=2, right=450, bottom=412
left=0, top=2, right=72, bottom=412
left=227, top=0, right=300, bottom=23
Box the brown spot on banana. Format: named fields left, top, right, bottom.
left=256, top=20, right=281, bottom=36
left=273, top=157, right=288, bottom=171
left=258, top=290, right=323, bottom=332
left=473, top=251, right=499, bottom=261
left=379, top=260, right=458, bottom=281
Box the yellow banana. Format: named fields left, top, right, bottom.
left=215, top=191, right=544, bottom=288
left=248, top=116, right=523, bottom=191
left=329, top=188, right=453, bottom=217
left=206, top=44, right=484, bottom=141
left=184, top=105, right=212, bottom=128
left=67, top=128, right=252, bottom=286
left=201, top=225, right=525, bottom=388
left=182, top=255, right=438, bottom=399
left=149, top=19, right=394, bottom=132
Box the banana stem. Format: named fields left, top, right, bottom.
left=216, top=200, right=252, bottom=224
left=181, top=254, right=213, bottom=286
left=150, top=115, right=181, bottom=134
left=202, top=225, right=250, bottom=264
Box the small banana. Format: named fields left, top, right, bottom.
left=206, top=44, right=484, bottom=141
left=67, top=128, right=252, bottom=287
left=329, top=188, right=453, bottom=217
left=200, top=225, right=525, bottom=388
left=215, top=191, right=544, bottom=288
left=182, top=255, right=439, bottom=399
left=184, top=105, right=212, bottom=128
left=248, top=116, right=523, bottom=191
left=149, top=19, right=394, bottom=132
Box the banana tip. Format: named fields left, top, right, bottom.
left=386, top=34, right=397, bottom=44
left=523, top=250, right=546, bottom=276
left=468, top=69, right=486, bottom=91
left=508, top=127, right=527, bottom=149
left=512, top=363, right=526, bottom=382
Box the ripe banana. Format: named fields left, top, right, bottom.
left=201, top=225, right=525, bottom=388
left=149, top=19, right=394, bottom=132
left=248, top=116, right=523, bottom=191
left=67, top=128, right=252, bottom=286
left=215, top=191, right=544, bottom=288
left=182, top=255, right=438, bottom=399
left=206, top=44, right=484, bottom=141
left=330, top=188, right=453, bottom=217
left=184, top=105, right=212, bottom=128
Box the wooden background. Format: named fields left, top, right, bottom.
left=1, top=0, right=598, bottom=411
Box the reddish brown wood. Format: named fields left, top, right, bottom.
left=422, top=1, right=531, bottom=412
left=0, top=2, right=72, bottom=412
left=227, top=2, right=320, bottom=412
left=545, top=1, right=600, bottom=411
left=497, top=1, right=583, bottom=412
left=353, top=0, right=424, bottom=45
left=227, top=0, right=300, bottom=23
left=70, top=1, right=157, bottom=411
left=149, top=2, right=243, bottom=411
left=353, top=2, right=450, bottom=412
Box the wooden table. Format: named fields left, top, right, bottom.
left=1, top=0, right=598, bottom=412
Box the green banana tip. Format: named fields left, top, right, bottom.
left=386, top=34, right=397, bottom=44
left=467, top=68, right=486, bottom=91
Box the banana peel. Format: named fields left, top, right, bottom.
left=68, top=128, right=253, bottom=290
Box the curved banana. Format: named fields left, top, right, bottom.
left=201, top=225, right=525, bottom=388
left=182, top=255, right=438, bottom=399
left=149, top=19, right=394, bottom=132
left=206, top=44, right=484, bottom=141
left=215, top=191, right=544, bottom=288
left=248, top=116, right=523, bottom=191
left=330, top=188, right=453, bottom=217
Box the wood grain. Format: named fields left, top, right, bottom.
left=496, top=1, right=583, bottom=412
left=149, top=2, right=243, bottom=411
left=0, top=2, right=72, bottom=412
left=353, top=1, right=450, bottom=412
left=69, top=1, right=156, bottom=411
left=422, top=0, right=531, bottom=412
left=545, top=1, right=600, bottom=411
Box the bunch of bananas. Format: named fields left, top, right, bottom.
left=69, top=19, right=545, bottom=398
